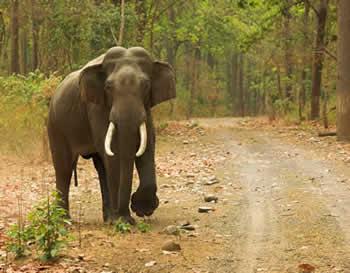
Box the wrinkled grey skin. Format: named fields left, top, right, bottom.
left=48, top=47, right=176, bottom=224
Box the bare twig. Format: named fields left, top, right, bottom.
left=110, top=27, right=118, bottom=45
left=318, top=131, right=336, bottom=137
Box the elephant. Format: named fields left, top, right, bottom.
left=47, top=46, right=176, bottom=224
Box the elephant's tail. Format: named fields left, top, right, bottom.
left=73, top=159, right=78, bottom=187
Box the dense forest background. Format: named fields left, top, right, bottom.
left=0, top=0, right=341, bottom=150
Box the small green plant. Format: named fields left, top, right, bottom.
left=6, top=222, right=33, bottom=258
left=27, top=191, right=71, bottom=261
left=6, top=191, right=71, bottom=260
left=114, top=219, right=131, bottom=234
left=136, top=221, right=151, bottom=233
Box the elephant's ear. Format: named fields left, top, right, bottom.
left=79, top=54, right=106, bottom=105
left=151, top=61, right=176, bottom=107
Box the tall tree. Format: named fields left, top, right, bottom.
left=118, top=0, right=125, bottom=45
left=310, top=0, right=329, bottom=120
left=337, top=0, right=350, bottom=140
left=237, top=53, right=245, bottom=116
left=282, top=0, right=293, bottom=100
left=135, top=0, right=147, bottom=44
left=299, top=0, right=310, bottom=121
left=10, top=0, right=20, bottom=74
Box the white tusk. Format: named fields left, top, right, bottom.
left=104, top=122, right=116, bottom=156
left=136, top=122, right=147, bottom=157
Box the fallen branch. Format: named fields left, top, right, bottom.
left=318, top=131, right=336, bottom=137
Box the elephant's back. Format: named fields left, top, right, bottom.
left=51, top=70, right=80, bottom=108
left=48, top=70, right=95, bottom=155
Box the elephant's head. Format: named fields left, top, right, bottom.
left=79, top=47, right=175, bottom=158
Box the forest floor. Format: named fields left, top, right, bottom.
left=1, top=117, right=350, bottom=273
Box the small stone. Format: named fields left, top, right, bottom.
left=298, top=263, right=315, bottom=273
left=145, top=261, right=157, bottom=267
left=204, top=194, right=218, bottom=203
left=182, top=225, right=196, bottom=231
left=198, top=206, right=214, bottom=213
left=77, top=254, right=85, bottom=261
left=204, top=180, right=219, bottom=186
left=161, top=240, right=181, bottom=252
left=179, top=222, right=196, bottom=231
left=163, top=225, right=180, bottom=236
left=183, top=140, right=189, bottom=144
left=209, top=175, right=218, bottom=181
left=103, top=263, right=110, bottom=268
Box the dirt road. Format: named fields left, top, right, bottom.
left=1, top=118, right=350, bottom=273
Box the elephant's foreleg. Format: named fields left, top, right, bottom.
left=117, top=156, right=136, bottom=225
left=105, top=158, right=120, bottom=222
left=132, top=118, right=159, bottom=217
left=92, top=154, right=111, bottom=222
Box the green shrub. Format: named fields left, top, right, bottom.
left=27, top=191, right=71, bottom=261
left=0, top=72, right=61, bottom=153
left=6, top=191, right=71, bottom=261
left=6, top=222, right=34, bottom=258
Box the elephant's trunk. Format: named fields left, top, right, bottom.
left=104, top=121, right=147, bottom=157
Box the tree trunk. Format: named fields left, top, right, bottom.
left=283, top=0, right=293, bottom=100
left=237, top=53, right=245, bottom=117
left=166, top=6, right=176, bottom=118
left=135, top=0, right=147, bottom=44
left=276, top=64, right=282, bottom=99
left=31, top=0, right=39, bottom=71
left=187, top=47, right=200, bottom=118
left=299, top=0, right=310, bottom=121
left=0, top=12, right=5, bottom=62
left=310, top=0, right=329, bottom=120
left=230, top=53, right=238, bottom=115
left=118, top=0, right=125, bottom=45
left=10, top=0, right=20, bottom=74
left=337, top=0, right=350, bottom=140
left=20, top=30, right=28, bottom=74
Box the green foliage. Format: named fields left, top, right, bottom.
left=0, top=72, right=61, bottom=152
left=114, top=219, right=132, bottom=234
left=136, top=221, right=151, bottom=233
left=6, top=222, right=33, bottom=258
left=0, top=0, right=339, bottom=133
left=6, top=191, right=71, bottom=261
left=27, top=191, right=71, bottom=261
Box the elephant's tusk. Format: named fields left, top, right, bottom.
left=105, top=122, right=116, bottom=156
left=136, top=122, right=147, bottom=157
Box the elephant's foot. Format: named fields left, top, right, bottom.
left=107, top=212, right=136, bottom=225
left=131, top=187, right=159, bottom=217
left=117, top=214, right=136, bottom=226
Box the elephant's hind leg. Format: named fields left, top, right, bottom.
left=49, top=136, right=76, bottom=216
